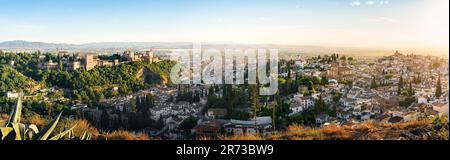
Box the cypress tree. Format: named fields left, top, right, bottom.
left=408, top=81, right=415, bottom=96
left=250, top=85, right=259, bottom=119
left=398, top=75, right=403, bottom=95
left=314, top=94, right=326, bottom=115
left=436, top=75, right=442, bottom=97
left=370, top=76, right=377, bottom=89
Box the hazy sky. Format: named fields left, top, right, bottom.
left=0, top=0, right=448, bottom=50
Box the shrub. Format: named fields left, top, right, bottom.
left=1, top=96, right=74, bottom=140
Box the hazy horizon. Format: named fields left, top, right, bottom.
left=0, top=0, right=448, bottom=54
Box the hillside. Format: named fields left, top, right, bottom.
left=0, top=65, right=39, bottom=93
left=222, top=117, right=449, bottom=140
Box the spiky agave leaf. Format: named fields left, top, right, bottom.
left=80, top=131, right=88, bottom=140
left=25, top=124, right=39, bottom=140
left=79, top=131, right=92, bottom=140
left=49, top=125, right=76, bottom=140
left=11, top=123, right=22, bottom=140
left=26, top=124, right=39, bottom=134
left=86, top=134, right=91, bottom=140
left=17, top=123, right=27, bottom=140
left=6, top=96, right=23, bottom=127
left=67, top=129, right=74, bottom=139
left=0, top=127, right=13, bottom=140
left=34, top=112, right=63, bottom=140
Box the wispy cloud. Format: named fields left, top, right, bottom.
left=366, top=1, right=376, bottom=5
left=350, top=0, right=389, bottom=7
left=379, top=1, right=389, bottom=5
left=350, top=1, right=362, bottom=6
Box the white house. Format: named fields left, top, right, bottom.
left=6, top=92, right=20, bottom=98
left=290, top=96, right=314, bottom=115
left=418, top=97, right=428, bottom=104
left=328, top=79, right=338, bottom=84
left=341, top=98, right=357, bottom=107
left=224, top=117, right=273, bottom=136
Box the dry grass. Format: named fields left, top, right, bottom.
left=0, top=114, right=8, bottom=126
left=27, top=115, right=47, bottom=128
left=268, top=125, right=325, bottom=140
left=220, top=119, right=441, bottom=140
left=0, top=114, right=8, bottom=120
left=198, top=137, right=212, bottom=140
left=221, top=134, right=263, bottom=140
left=96, top=130, right=150, bottom=140
left=353, top=120, right=380, bottom=133
left=286, top=125, right=306, bottom=136
left=71, top=119, right=99, bottom=137
left=287, top=125, right=324, bottom=140
left=320, top=125, right=352, bottom=140
left=384, top=119, right=431, bottom=129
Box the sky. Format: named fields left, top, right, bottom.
left=0, top=0, right=448, bottom=50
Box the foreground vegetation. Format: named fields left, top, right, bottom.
left=1, top=94, right=448, bottom=140
left=220, top=117, right=449, bottom=140
left=0, top=96, right=150, bottom=140
left=0, top=96, right=78, bottom=140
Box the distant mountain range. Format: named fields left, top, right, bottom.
left=0, top=40, right=74, bottom=49
left=0, top=40, right=383, bottom=51
left=0, top=40, right=343, bottom=50
left=0, top=40, right=396, bottom=57
left=1, top=40, right=447, bottom=58
left=0, top=40, right=196, bottom=49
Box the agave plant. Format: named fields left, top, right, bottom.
left=0, top=96, right=78, bottom=140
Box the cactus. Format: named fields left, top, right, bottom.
left=0, top=96, right=77, bottom=140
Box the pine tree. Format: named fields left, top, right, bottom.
left=436, top=75, right=442, bottom=98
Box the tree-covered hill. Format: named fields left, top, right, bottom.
left=0, top=65, right=39, bottom=94
left=1, top=50, right=176, bottom=103
left=39, top=60, right=176, bottom=102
